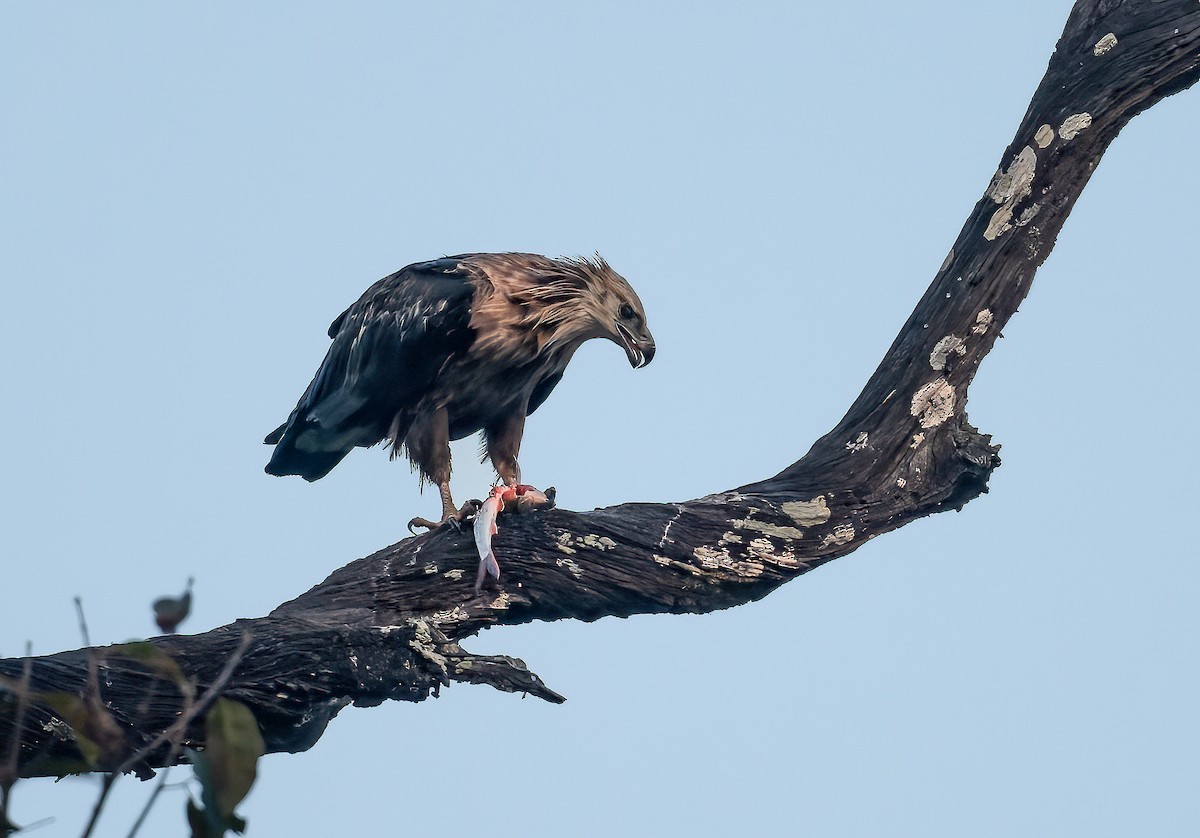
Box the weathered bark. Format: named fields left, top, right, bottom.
left=3, top=0, right=1199, bottom=779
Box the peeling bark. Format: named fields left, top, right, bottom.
left=3, top=0, right=1199, bottom=779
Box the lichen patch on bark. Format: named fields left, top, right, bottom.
left=731, top=512, right=806, bottom=540
left=911, top=378, right=956, bottom=428
left=985, top=145, right=1038, bottom=240
left=1093, top=33, right=1118, bottom=56
left=1059, top=113, right=1093, bottom=140
left=576, top=534, right=617, bottom=551
left=971, top=309, right=994, bottom=335
left=781, top=496, right=831, bottom=527
left=821, top=524, right=856, bottom=548
left=555, top=556, right=584, bottom=576
left=930, top=335, right=965, bottom=370
left=1016, top=202, right=1041, bottom=226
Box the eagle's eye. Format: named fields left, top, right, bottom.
left=619, top=303, right=635, bottom=320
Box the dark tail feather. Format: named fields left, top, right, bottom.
left=263, top=422, right=288, bottom=445
left=264, top=428, right=352, bottom=482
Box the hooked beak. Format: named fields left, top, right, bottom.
left=615, top=322, right=656, bottom=369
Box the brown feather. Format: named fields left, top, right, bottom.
left=264, top=252, right=653, bottom=523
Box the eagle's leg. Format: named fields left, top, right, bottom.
left=484, top=411, right=526, bottom=487
left=405, top=407, right=466, bottom=533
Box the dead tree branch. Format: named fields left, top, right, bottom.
left=2, top=0, right=1198, bottom=779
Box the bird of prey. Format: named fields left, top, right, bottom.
left=264, top=252, right=655, bottom=530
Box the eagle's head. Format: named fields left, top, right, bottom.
left=580, top=257, right=655, bottom=368
left=486, top=253, right=655, bottom=367
left=542, top=255, right=655, bottom=368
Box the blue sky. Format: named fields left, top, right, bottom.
left=3, top=2, right=1198, bottom=836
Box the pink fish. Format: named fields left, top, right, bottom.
left=473, top=485, right=507, bottom=593
left=511, top=484, right=555, bottom=512
left=470, top=483, right=558, bottom=593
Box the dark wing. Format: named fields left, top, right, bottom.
left=265, top=258, right=477, bottom=481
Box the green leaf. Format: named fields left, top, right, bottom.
left=36, top=692, right=105, bottom=768
left=191, top=699, right=263, bottom=834
left=34, top=686, right=127, bottom=771
left=187, top=796, right=217, bottom=838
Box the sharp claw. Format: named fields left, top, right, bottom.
left=407, top=516, right=446, bottom=534
left=409, top=498, right=486, bottom=540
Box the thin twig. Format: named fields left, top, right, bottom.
left=10, top=816, right=55, bottom=833
left=125, top=765, right=170, bottom=838
left=79, top=632, right=253, bottom=838
left=79, top=774, right=116, bottom=838
left=117, top=630, right=254, bottom=776
left=73, top=598, right=91, bottom=648
left=78, top=653, right=113, bottom=838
